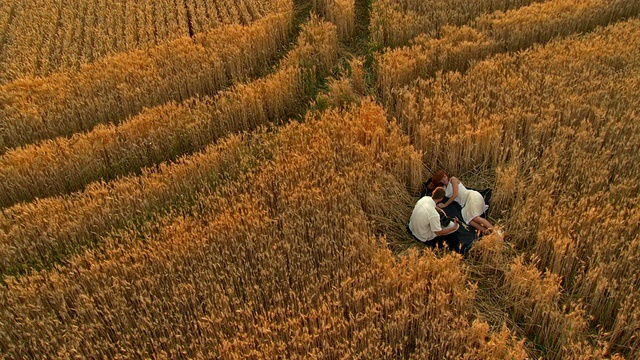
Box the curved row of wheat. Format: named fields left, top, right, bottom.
left=391, top=18, right=640, bottom=358
left=312, top=0, right=355, bottom=41
left=0, top=5, right=293, bottom=154
left=0, top=0, right=286, bottom=84
left=0, top=101, right=527, bottom=358
left=0, top=16, right=338, bottom=209
left=0, top=18, right=340, bottom=277
left=467, top=237, right=603, bottom=359
left=369, top=0, right=543, bottom=48
left=376, top=0, right=640, bottom=104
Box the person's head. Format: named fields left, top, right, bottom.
left=430, top=171, right=449, bottom=188
left=431, top=187, right=446, bottom=203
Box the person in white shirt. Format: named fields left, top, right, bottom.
left=408, top=187, right=459, bottom=242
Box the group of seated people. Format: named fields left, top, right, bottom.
left=407, top=171, right=494, bottom=253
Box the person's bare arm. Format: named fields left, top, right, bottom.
left=438, top=177, right=459, bottom=208
left=435, top=216, right=459, bottom=236
left=435, top=221, right=459, bottom=236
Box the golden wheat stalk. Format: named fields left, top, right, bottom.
left=0, top=0, right=287, bottom=84
left=0, top=6, right=294, bottom=153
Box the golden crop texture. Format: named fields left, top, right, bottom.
left=1, top=0, right=639, bottom=358
left=383, top=17, right=640, bottom=358
left=312, top=0, right=355, bottom=40
left=0, top=101, right=530, bottom=358
left=370, top=0, right=544, bottom=48
left=376, top=0, right=640, bottom=104
left=0, top=17, right=339, bottom=277
left=0, top=16, right=338, bottom=208
left=0, top=0, right=288, bottom=84
left=0, top=7, right=294, bottom=153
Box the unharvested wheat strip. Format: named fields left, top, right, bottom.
left=214, top=0, right=232, bottom=24
left=0, top=0, right=18, bottom=50
left=0, top=100, right=396, bottom=278
left=55, top=2, right=86, bottom=75
left=40, top=0, right=66, bottom=76
left=501, top=20, right=640, bottom=355
left=0, top=0, right=56, bottom=83
left=0, top=18, right=338, bottom=208
left=396, top=18, right=640, bottom=173
left=123, top=1, right=138, bottom=50
left=313, top=0, right=355, bottom=41
left=0, top=1, right=283, bottom=84
left=0, top=18, right=340, bottom=276
left=0, top=102, right=461, bottom=359
left=197, top=0, right=219, bottom=30
left=151, top=0, right=168, bottom=40
left=369, top=0, right=544, bottom=48
left=72, top=1, right=91, bottom=69
left=184, top=0, right=201, bottom=34
left=0, top=135, right=252, bottom=277
left=89, top=0, right=110, bottom=57
left=130, top=3, right=146, bottom=49
left=0, top=1, right=20, bottom=84
left=173, top=0, right=190, bottom=38
left=234, top=0, right=252, bottom=24
left=241, top=0, right=261, bottom=22
left=127, top=1, right=140, bottom=48
left=0, top=7, right=294, bottom=153
left=202, top=0, right=221, bottom=28
left=475, top=0, right=640, bottom=52
left=224, top=0, right=242, bottom=24
left=501, top=256, right=591, bottom=357
left=196, top=0, right=217, bottom=31
left=137, top=1, right=152, bottom=46
left=376, top=0, right=640, bottom=105
left=109, top=0, right=124, bottom=50
left=141, top=2, right=161, bottom=47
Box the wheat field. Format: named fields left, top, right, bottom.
left=1, top=0, right=639, bottom=358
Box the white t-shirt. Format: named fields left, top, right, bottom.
left=408, top=196, right=442, bottom=242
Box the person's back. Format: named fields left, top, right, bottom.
left=408, top=196, right=441, bottom=242
left=408, top=187, right=459, bottom=242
